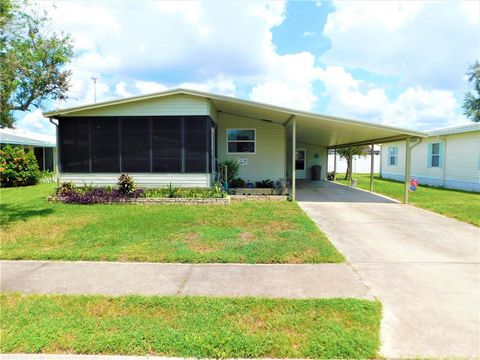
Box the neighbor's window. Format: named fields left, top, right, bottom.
left=388, top=146, right=397, bottom=166
left=227, top=129, right=255, bottom=153
left=431, top=143, right=440, bottom=167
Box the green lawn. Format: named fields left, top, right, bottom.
left=0, top=184, right=343, bottom=263
left=336, top=173, right=480, bottom=226
left=0, top=293, right=381, bottom=359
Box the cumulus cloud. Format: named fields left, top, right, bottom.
left=319, top=66, right=465, bottom=130
left=322, top=1, right=480, bottom=91
left=14, top=109, right=56, bottom=136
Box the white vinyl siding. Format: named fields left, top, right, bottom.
left=68, top=94, right=210, bottom=117
left=217, top=112, right=285, bottom=182
left=381, top=131, right=480, bottom=192
left=60, top=173, right=211, bottom=188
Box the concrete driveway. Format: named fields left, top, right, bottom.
left=298, top=181, right=480, bottom=359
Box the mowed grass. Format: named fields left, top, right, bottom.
left=336, top=173, right=480, bottom=226
left=0, top=184, right=343, bottom=263
left=0, top=293, right=381, bottom=359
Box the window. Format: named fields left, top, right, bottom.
left=388, top=146, right=397, bottom=166
left=121, top=117, right=150, bottom=172
left=431, top=143, right=440, bottom=167
left=227, top=129, right=255, bottom=153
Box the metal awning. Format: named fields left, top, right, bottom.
left=44, top=88, right=426, bottom=148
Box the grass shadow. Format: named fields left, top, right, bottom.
left=0, top=204, right=54, bottom=227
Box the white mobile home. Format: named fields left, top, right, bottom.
left=44, top=88, right=425, bottom=199
left=381, top=123, right=480, bottom=192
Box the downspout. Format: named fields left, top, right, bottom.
left=49, top=118, right=60, bottom=185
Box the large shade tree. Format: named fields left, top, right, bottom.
left=0, top=0, right=74, bottom=127
left=463, top=61, right=480, bottom=123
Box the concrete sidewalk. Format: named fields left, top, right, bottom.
left=0, top=260, right=371, bottom=299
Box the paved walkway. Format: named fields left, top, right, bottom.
left=297, top=180, right=480, bottom=359
left=0, top=260, right=370, bottom=299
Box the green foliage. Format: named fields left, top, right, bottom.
left=255, top=179, right=274, bottom=188
left=39, top=170, right=54, bottom=183
left=143, top=184, right=226, bottom=199
left=117, top=173, right=136, bottom=195
left=463, top=61, right=480, bottom=122
left=1, top=183, right=344, bottom=263
left=273, top=179, right=287, bottom=195
left=229, top=177, right=246, bottom=188
left=0, top=0, right=74, bottom=127
left=55, top=181, right=76, bottom=196
left=1, top=293, right=381, bottom=359
left=222, top=159, right=239, bottom=183
left=0, top=145, right=40, bottom=187
left=335, top=146, right=367, bottom=180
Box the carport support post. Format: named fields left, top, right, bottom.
left=333, top=149, right=337, bottom=181
left=404, top=137, right=411, bottom=204
left=291, top=117, right=297, bottom=201
left=369, top=143, right=374, bottom=192
left=348, top=146, right=353, bottom=186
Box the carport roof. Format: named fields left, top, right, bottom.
left=44, top=88, right=426, bottom=148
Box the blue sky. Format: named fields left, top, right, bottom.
left=16, top=0, right=480, bottom=135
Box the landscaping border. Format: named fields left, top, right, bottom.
left=49, top=196, right=230, bottom=205
left=230, top=195, right=289, bottom=202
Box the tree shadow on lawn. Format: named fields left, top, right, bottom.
left=0, top=204, right=54, bottom=227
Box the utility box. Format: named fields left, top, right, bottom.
left=311, top=165, right=321, bottom=180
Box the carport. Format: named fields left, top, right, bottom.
left=283, top=113, right=426, bottom=203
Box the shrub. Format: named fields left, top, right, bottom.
left=143, top=183, right=226, bottom=199
left=0, top=145, right=41, bottom=187
left=273, top=179, right=287, bottom=195
left=55, top=181, right=77, bottom=196
left=229, top=177, right=246, bottom=188
left=117, top=173, right=136, bottom=195
left=255, top=179, right=274, bottom=188
left=222, top=160, right=239, bottom=183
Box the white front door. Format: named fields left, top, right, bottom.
left=295, top=148, right=307, bottom=179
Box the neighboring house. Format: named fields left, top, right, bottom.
left=44, top=88, right=424, bottom=197
left=0, top=128, right=56, bottom=171
left=381, top=123, right=480, bottom=192
left=327, top=146, right=381, bottom=174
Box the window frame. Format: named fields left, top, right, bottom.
left=430, top=142, right=440, bottom=168
left=226, top=128, right=256, bottom=154
left=388, top=146, right=397, bottom=166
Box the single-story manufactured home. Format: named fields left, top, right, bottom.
left=0, top=128, right=56, bottom=171
left=44, top=88, right=425, bottom=200
left=381, top=123, right=480, bottom=192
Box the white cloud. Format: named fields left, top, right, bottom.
left=323, top=1, right=480, bottom=90
left=319, top=66, right=466, bottom=130
left=134, top=81, right=169, bottom=95
left=249, top=52, right=322, bottom=110
left=15, top=109, right=56, bottom=136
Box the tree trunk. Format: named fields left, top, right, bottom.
left=344, top=155, right=350, bottom=180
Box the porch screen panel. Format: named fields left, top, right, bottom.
left=91, top=118, right=120, bottom=172
left=184, top=117, right=207, bottom=173
left=59, top=118, right=90, bottom=172
left=121, top=117, right=150, bottom=172
left=152, top=117, right=182, bottom=173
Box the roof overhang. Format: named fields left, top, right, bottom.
left=44, top=88, right=427, bottom=148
